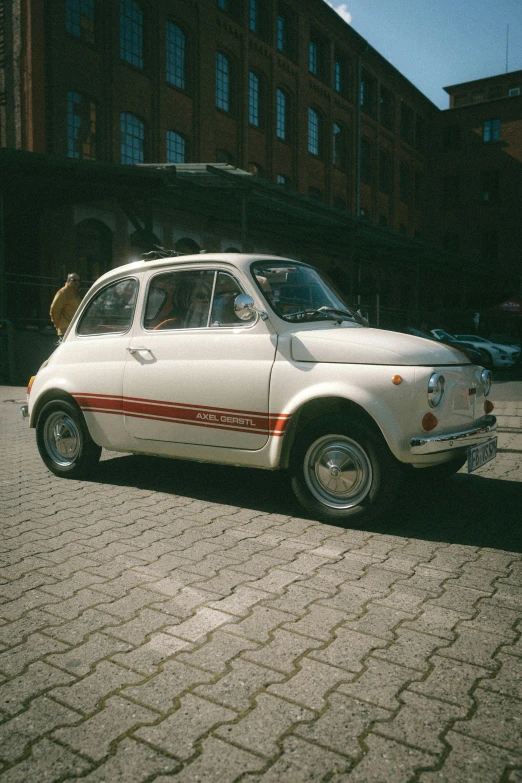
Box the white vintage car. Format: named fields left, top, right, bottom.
left=23, top=253, right=497, bottom=524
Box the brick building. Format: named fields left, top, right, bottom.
left=1, top=0, right=519, bottom=340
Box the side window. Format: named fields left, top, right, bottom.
left=144, top=269, right=214, bottom=330
left=211, top=272, right=254, bottom=326
left=77, top=278, right=138, bottom=335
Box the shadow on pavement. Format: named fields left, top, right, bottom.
left=94, top=454, right=522, bottom=552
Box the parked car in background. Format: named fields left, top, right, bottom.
left=22, top=253, right=497, bottom=525
left=454, top=335, right=520, bottom=366
left=396, top=328, right=491, bottom=367
left=431, top=329, right=515, bottom=368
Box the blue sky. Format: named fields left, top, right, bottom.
left=326, top=0, right=522, bottom=109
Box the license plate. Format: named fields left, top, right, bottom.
left=467, top=437, right=497, bottom=473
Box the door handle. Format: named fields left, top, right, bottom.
left=127, top=346, right=152, bottom=354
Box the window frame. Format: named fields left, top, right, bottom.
left=76, top=277, right=139, bottom=337
left=308, top=107, right=322, bottom=157
left=166, top=130, right=187, bottom=163
left=483, top=118, right=500, bottom=143
left=120, top=112, right=145, bottom=164
left=67, top=90, right=97, bottom=160
left=120, top=0, right=144, bottom=70
left=248, top=70, right=262, bottom=128
left=65, top=0, right=95, bottom=44
left=216, top=51, right=232, bottom=113
left=276, top=87, right=289, bottom=141
left=166, top=21, right=186, bottom=91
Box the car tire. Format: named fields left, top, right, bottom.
left=289, top=415, right=400, bottom=525
left=36, top=399, right=101, bottom=479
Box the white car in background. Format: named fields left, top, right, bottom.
left=431, top=329, right=515, bottom=368
left=455, top=335, right=520, bottom=367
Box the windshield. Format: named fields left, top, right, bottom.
left=251, top=261, right=363, bottom=324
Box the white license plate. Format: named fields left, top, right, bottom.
left=467, top=437, right=497, bottom=473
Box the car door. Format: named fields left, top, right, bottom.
left=122, top=266, right=278, bottom=450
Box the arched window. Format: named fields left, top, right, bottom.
left=333, top=122, right=346, bottom=169
left=276, top=88, right=289, bottom=140
left=308, top=107, right=322, bottom=156
left=166, top=131, right=186, bottom=163
left=248, top=71, right=264, bottom=127
left=67, top=92, right=96, bottom=160
left=166, top=22, right=185, bottom=89
left=120, top=0, right=143, bottom=69
left=66, top=0, right=95, bottom=44
left=216, top=51, right=231, bottom=112
left=120, top=113, right=144, bottom=164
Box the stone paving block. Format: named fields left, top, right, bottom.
left=337, top=734, right=432, bottom=783
left=261, top=584, right=326, bottom=615
left=317, top=583, right=377, bottom=614
left=177, top=630, right=259, bottom=673
left=0, top=660, right=76, bottom=715
left=253, top=735, right=350, bottom=781
left=479, top=652, right=522, bottom=699
left=344, top=603, right=416, bottom=640
left=0, top=632, right=70, bottom=677
left=0, top=589, right=62, bottom=621
left=0, top=695, right=80, bottom=763
left=122, top=659, right=215, bottom=712
left=94, top=586, right=169, bottom=620
left=215, top=693, right=314, bottom=757
left=421, top=547, right=478, bottom=573
left=152, top=736, right=264, bottom=783
left=473, top=550, right=521, bottom=573
left=135, top=693, right=236, bottom=758
left=374, top=689, right=467, bottom=754
left=460, top=602, right=520, bottom=639
left=165, top=607, right=235, bottom=642
left=372, top=628, right=450, bottom=672
left=247, top=568, right=302, bottom=595
left=310, top=628, right=387, bottom=673
left=53, top=695, right=157, bottom=760
left=43, top=608, right=119, bottom=645
left=408, top=654, right=491, bottom=707
left=0, top=608, right=65, bottom=647
left=403, top=604, right=469, bottom=640
left=490, top=583, right=522, bottom=611
left=374, top=585, right=432, bottom=614
left=111, top=634, right=191, bottom=675
left=192, top=568, right=253, bottom=596
left=194, top=658, right=286, bottom=711
left=445, top=564, right=503, bottom=592
left=225, top=554, right=286, bottom=578
left=51, top=660, right=146, bottom=714
left=0, top=571, right=58, bottom=600
left=282, top=604, right=345, bottom=641
left=337, top=657, right=422, bottom=711
left=458, top=689, right=522, bottom=752
left=86, top=570, right=154, bottom=598
left=0, top=738, right=92, bottom=783
left=61, top=737, right=178, bottom=782
left=244, top=629, right=323, bottom=675
left=398, top=565, right=453, bottom=596
left=296, top=568, right=352, bottom=596
left=226, top=606, right=294, bottom=643
left=417, top=731, right=522, bottom=783
left=268, top=658, right=352, bottom=711
left=295, top=692, right=390, bottom=758
left=43, top=588, right=112, bottom=620
left=104, top=607, right=172, bottom=646
left=46, top=632, right=131, bottom=676
left=208, top=586, right=274, bottom=618
left=428, top=585, right=490, bottom=615
left=353, top=565, right=404, bottom=594
left=436, top=626, right=503, bottom=670
left=40, top=572, right=108, bottom=600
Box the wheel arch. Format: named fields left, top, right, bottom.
left=30, top=389, right=80, bottom=428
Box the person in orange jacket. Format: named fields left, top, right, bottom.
left=50, top=273, right=82, bottom=337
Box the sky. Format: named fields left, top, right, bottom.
left=326, top=0, right=522, bottom=109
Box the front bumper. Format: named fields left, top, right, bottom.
left=410, top=415, right=497, bottom=455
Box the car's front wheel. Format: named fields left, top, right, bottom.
left=289, top=415, right=399, bottom=525
left=36, top=399, right=101, bottom=479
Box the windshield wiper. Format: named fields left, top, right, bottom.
left=285, top=308, right=348, bottom=324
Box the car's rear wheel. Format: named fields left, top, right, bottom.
left=36, top=399, right=101, bottom=479
left=289, top=415, right=400, bottom=525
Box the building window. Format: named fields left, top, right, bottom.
left=509, top=87, right=521, bottom=97
left=400, top=103, right=415, bottom=145
left=332, top=123, right=345, bottom=169
left=120, top=0, right=143, bottom=69
left=216, top=52, right=231, bottom=112
left=166, top=131, right=186, bottom=163
left=166, top=23, right=185, bottom=90
left=308, top=108, right=321, bottom=156
left=361, top=138, right=372, bottom=184
left=277, top=13, right=286, bottom=52
left=276, top=88, right=288, bottom=140
left=334, top=59, right=342, bottom=93
left=483, top=119, right=500, bottom=143
left=379, top=149, right=392, bottom=195
left=249, top=0, right=258, bottom=32
left=482, top=170, right=499, bottom=202
left=380, top=86, right=394, bottom=130
left=360, top=71, right=377, bottom=117
left=276, top=174, right=288, bottom=186
left=248, top=71, right=260, bottom=127
left=67, top=91, right=96, bottom=159
left=66, top=0, right=95, bottom=44
left=120, top=112, right=144, bottom=164
left=309, top=38, right=318, bottom=75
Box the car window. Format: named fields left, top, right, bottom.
left=77, top=278, right=138, bottom=336
left=144, top=269, right=215, bottom=330
left=210, top=272, right=254, bottom=326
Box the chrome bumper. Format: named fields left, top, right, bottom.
left=410, top=415, right=497, bottom=455
left=20, top=404, right=28, bottom=420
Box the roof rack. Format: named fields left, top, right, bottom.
left=140, top=246, right=181, bottom=261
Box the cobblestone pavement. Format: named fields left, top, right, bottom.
left=1, top=386, right=522, bottom=782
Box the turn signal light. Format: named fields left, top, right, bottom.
left=26, top=376, right=35, bottom=396
left=422, top=412, right=438, bottom=431
left=392, top=375, right=403, bottom=385
left=484, top=400, right=494, bottom=414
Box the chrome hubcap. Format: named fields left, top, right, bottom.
left=304, top=434, right=372, bottom=509
left=43, top=412, right=81, bottom=467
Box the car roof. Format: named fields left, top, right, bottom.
left=93, top=253, right=301, bottom=288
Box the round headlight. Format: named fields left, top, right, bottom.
left=428, top=373, right=445, bottom=408
left=481, top=369, right=492, bottom=397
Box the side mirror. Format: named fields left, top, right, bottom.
left=234, top=294, right=267, bottom=321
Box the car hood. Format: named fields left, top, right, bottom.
left=290, top=326, right=470, bottom=366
